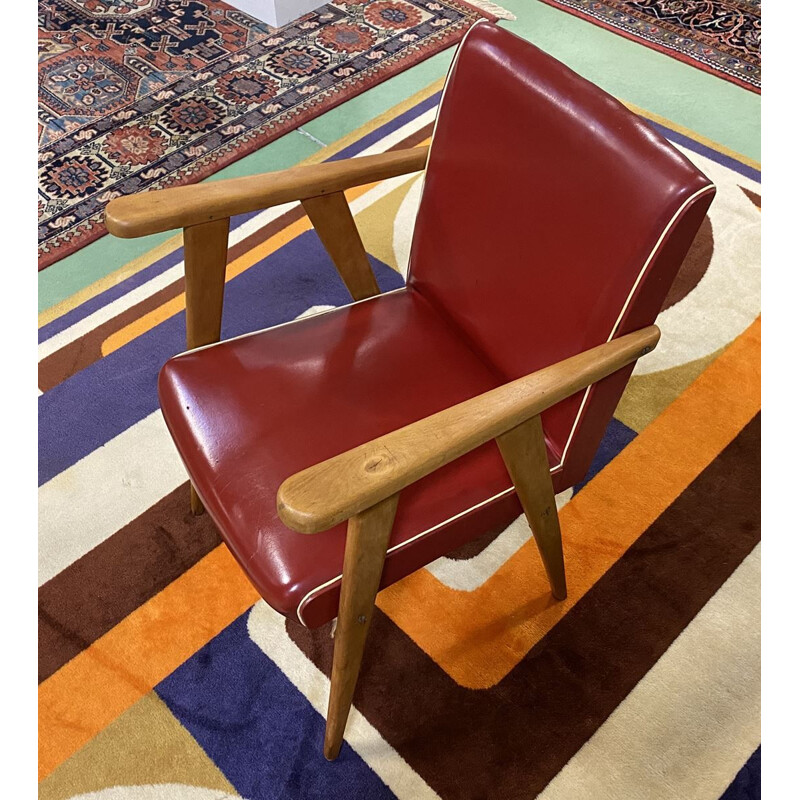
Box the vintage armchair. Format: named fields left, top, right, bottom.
left=105, top=22, right=714, bottom=760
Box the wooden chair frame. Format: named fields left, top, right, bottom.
left=105, top=147, right=660, bottom=760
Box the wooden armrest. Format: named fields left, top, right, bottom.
left=105, top=147, right=429, bottom=238
left=277, top=326, right=660, bottom=534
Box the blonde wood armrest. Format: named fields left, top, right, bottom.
left=105, top=147, right=429, bottom=238
left=277, top=325, right=660, bottom=534
left=105, top=148, right=428, bottom=516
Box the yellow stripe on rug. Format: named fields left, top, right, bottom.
left=37, top=235, right=183, bottom=330
left=625, top=102, right=761, bottom=172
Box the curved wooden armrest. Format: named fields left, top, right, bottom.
left=277, top=325, right=660, bottom=534
left=105, top=146, right=429, bottom=238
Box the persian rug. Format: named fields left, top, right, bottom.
left=38, top=81, right=761, bottom=799
left=538, top=0, right=760, bottom=92
left=37, top=0, right=499, bottom=270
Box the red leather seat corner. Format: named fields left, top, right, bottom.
left=159, top=288, right=560, bottom=627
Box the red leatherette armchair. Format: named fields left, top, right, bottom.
left=105, top=22, right=714, bottom=760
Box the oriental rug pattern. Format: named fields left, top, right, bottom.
left=539, top=0, right=760, bottom=92
left=37, top=0, right=493, bottom=269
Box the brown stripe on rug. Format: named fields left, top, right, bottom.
left=287, top=412, right=760, bottom=799
left=38, top=482, right=220, bottom=683
left=38, top=281, right=184, bottom=394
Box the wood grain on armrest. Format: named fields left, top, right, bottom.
left=105, top=146, right=429, bottom=238
left=277, top=326, right=660, bottom=534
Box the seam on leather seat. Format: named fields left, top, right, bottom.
left=172, top=286, right=407, bottom=358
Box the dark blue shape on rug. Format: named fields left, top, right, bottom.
left=572, top=417, right=638, bottom=495
left=38, top=232, right=404, bottom=485
left=720, top=747, right=761, bottom=800
left=156, top=612, right=396, bottom=800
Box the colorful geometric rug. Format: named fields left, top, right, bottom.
left=538, top=0, right=761, bottom=92
left=37, top=0, right=498, bottom=270
left=38, top=79, right=761, bottom=798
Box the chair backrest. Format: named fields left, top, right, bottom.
left=408, top=22, right=714, bottom=486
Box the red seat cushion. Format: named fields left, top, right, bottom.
left=159, top=288, right=560, bottom=627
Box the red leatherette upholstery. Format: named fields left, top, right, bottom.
left=158, top=22, right=714, bottom=627
left=409, top=22, right=714, bottom=484
left=160, top=290, right=536, bottom=625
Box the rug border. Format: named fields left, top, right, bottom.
left=536, top=0, right=760, bottom=95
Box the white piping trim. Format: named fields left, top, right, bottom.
left=296, top=460, right=564, bottom=625
left=405, top=18, right=485, bottom=286
left=419, top=19, right=482, bottom=181
left=294, top=179, right=714, bottom=625
left=173, top=287, right=406, bottom=358
left=557, top=183, right=715, bottom=464
left=296, top=483, right=518, bottom=626
left=609, top=185, right=716, bottom=340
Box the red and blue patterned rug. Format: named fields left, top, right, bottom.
left=37, top=0, right=494, bottom=269
left=539, top=0, right=760, bottom=92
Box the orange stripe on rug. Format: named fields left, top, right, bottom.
left=39, top=317, right=760, bottom=778
left=38, top=545, right=259, bottom=781
left=376, top=316, right=761, bottom=689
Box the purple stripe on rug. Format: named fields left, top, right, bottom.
left=39, top=248, right=185, bottom=344
left=645, top=120, right=760, bottom=183
left=331, top=90, right=442, bottom=162
left=156, top=613, right=397, bottom=800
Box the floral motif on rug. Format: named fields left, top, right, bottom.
left=538, top=0, right=760, bottom=92
left=37, top=0, right=492, bottom=269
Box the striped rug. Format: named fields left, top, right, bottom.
left=38, top=78, right=761, bottom=799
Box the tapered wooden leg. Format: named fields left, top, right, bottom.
left=496, top=415, right=567, bottom=600
left=301, top=192, right=380, bottom=302
left=183, top=217, right=230, bottom=515
left=189, top=485, right=204, bottom=516
left=324, top=494, right=399, bottom=760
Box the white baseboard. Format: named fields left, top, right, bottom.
left=227, top=0, right=324, bottom=28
